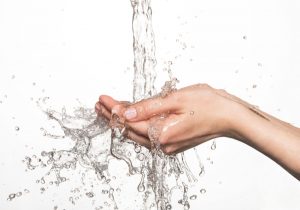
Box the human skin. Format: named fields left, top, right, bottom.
left=95, top=84, right=300, bottom=181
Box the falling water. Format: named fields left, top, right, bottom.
left=131, top=0, right=157, bottom=102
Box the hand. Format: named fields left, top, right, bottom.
left=96, top=84, right=242, bottom=155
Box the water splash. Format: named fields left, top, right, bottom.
left=8, top=0, right=212, bottom=209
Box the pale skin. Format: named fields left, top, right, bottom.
left=95, top=84, right=300, bottom=181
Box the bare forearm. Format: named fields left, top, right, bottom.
left=231, top=104, right=300, bottom=180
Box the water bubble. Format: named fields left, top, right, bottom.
left=189, top=195, right=197, bottom=200
left=32, top=82, right=36, bottom=86
left=258, top=63, right=262, bottom=67
left=200, top=189, right=206, bottom=194
left=24, top=189, right=30, bottom=193
left=166, top=204, right=172, bottom=209
left=11, top=75, right=15, bottom=79
left=243, top=35, right=247, bottom=40
left=252, top=84, right=257, bottom=88
left=15, top=126, right=20, bottom=131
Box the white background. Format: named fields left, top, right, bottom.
left=0, top=0, right=300, bottom=209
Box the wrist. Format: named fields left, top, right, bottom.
left=223, top=102, right=259, bottom=142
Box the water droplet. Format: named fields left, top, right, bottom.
left=32, top=82, right=36, bottom=86
left=24, top=189, right=30, bottom=193
left=252, top=84, right=257, bottom=88
left=258, top=63, right=262, bottom=67
left=243, top=35, right=247, bottom=40
left=40, top=187, right=45, bottom=193
left=166, top=204, right=172, bottom=209
left=200, top=188, right=206, bottom=194
left=134, top=145, right=141, bottom=153
left=137, top=153, right=145, bottom=161
left=211, top=141, right=216, bottom=150
left=137, top=181, right=145, bottom=192
left=16, top=192, right=22, bottom=197
left=69, top=197, right=75, bottom=205
left=189, top=111, right=194, bottom=115
left=15, top=126, right=20, bottom=131
left=86, top=192, right=94, bottom=198
left=7, top=193, right=16, bottom=201
left=190, top=195, right=197, bottom=200
left=102, top=190, right=109, bottom=194
left=184, top=202, right=190, bottom=210
left=11, top=75, right=15, bottom=79
left=41, top=177, right=45, bottom=184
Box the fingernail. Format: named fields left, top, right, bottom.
left=124, top=108, right=137, bottom=120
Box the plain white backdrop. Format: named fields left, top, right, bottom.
left=0, top=0, right=300, bottom=209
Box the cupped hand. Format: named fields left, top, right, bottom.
left=95, top=84, right=242, bottom=155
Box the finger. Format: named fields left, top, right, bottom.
left=127, top=121, right=149, bottom=137
left=95, top=102, right=112, bottom=120
left=99, top=95, right=120, bottom=111
left=95, top=102, right=102, bottom=114
left=97, top=101, right=150, bottom=139
left=121, top=95, right=179, bottom=122
left=126, top=129, right=151, bottom=149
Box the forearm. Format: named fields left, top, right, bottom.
left=230, top=104, right=300, bottom=180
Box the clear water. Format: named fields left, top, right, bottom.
left=7, top=0, right=211, bottom=209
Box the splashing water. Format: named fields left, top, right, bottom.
left=10, top=0, right=211, bottom=209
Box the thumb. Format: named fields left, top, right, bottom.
left=121, top=96, right=178, bottom=122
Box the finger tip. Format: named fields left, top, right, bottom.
left=99, top=95, right=109, bottom=102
